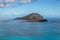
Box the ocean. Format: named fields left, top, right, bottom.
left=0, top=20, right=60, bottom=40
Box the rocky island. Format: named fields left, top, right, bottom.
left=15, top=13, right=48, bottom=22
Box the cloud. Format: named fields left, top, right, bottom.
left=0, top=0, right=35, bottom=7
left=0, top=3, right=11, bottom=7
left=0, top=0, right=15, bottom=7
left=0, top=0, right=16, bottom=3
left=4, top=0, right=16, bottom=2
left=19, top=0, right=32, bottom=4
left=0, top=0, right=2, bottom=2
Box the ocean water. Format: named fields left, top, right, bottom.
left=0, top=20, right=60, bottom=40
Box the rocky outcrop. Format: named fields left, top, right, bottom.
left=15, top=13, right=48, bottom=22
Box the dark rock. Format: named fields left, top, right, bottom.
left=15, top=13, right=48, bottom=22
left=38, top=19, right=48, bottom=22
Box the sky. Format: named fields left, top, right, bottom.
left=0, top=0, right=60, bottom=20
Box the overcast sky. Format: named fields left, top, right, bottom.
left=0, top=0, right=60, bottom=20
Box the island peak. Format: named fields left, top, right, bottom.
left=15, top=13, right=48, bottom=22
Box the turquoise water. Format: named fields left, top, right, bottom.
left=0, top=20, right=60, bottom=40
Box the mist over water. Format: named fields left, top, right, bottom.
left=0, top=20, right=60, bottom=40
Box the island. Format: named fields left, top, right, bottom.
left=14, top=13, right=48, bottom=22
